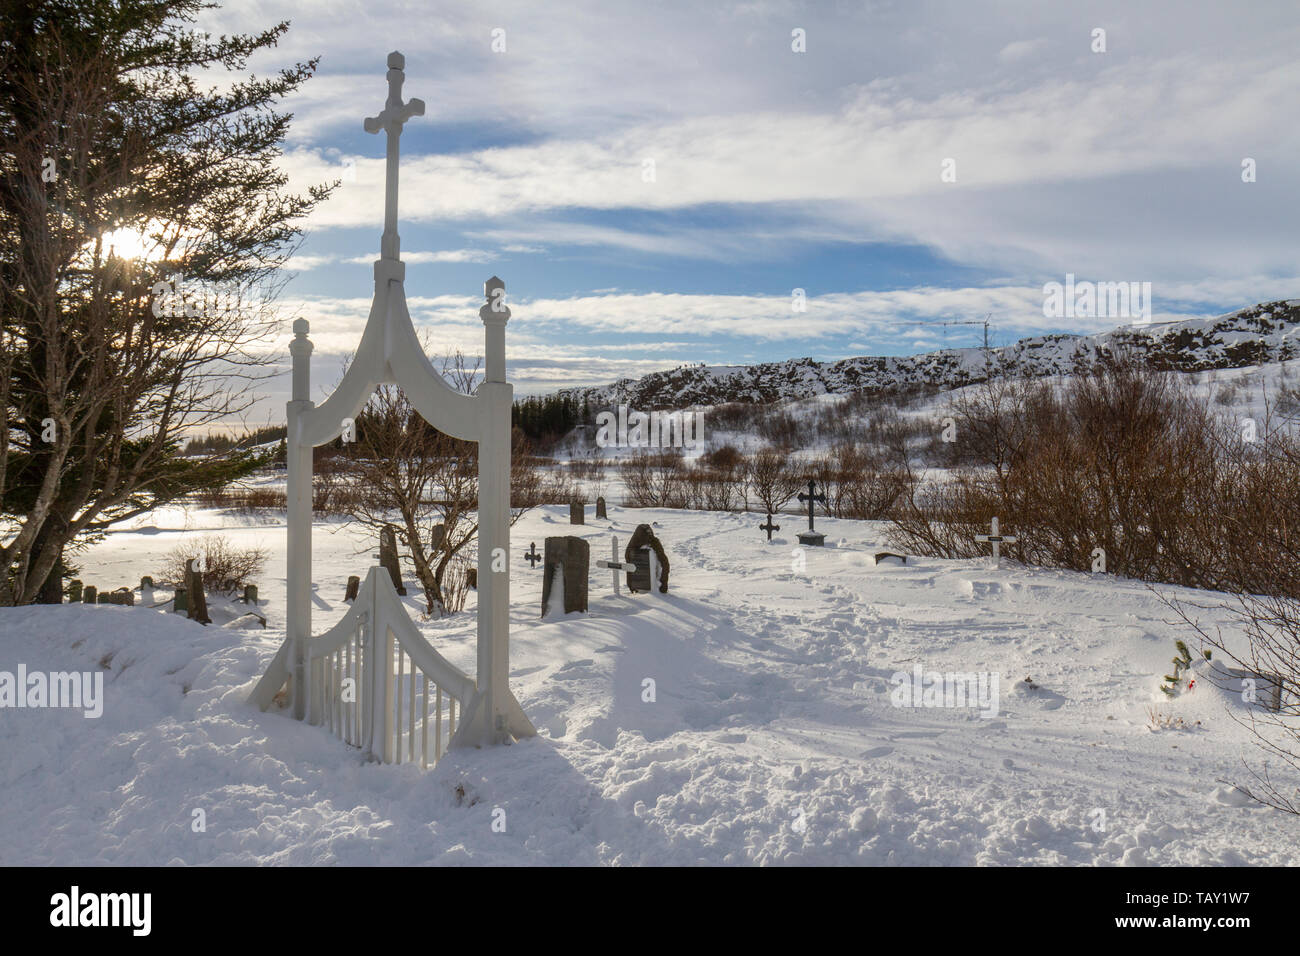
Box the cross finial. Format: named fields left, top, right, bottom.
left=364, top=51, right=425, bottom=261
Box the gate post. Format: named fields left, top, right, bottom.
left=287, top=318, right=315, bottom=721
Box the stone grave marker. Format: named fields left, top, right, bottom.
left=82, top=585, right=97, bottom=604
left=760, top=513, right=780, bottom=541
left=569, top=501, right=585, bottom=525
left=173, top=588, right=188, bottom=614
left=68, top=580, right=83, bottom=603
left=595, top=496, right=607, bottom=519
left=625, top=524, right=669, bottom=594
left=524, top=542, right=541, bottom=569
left=185, top=558, right=211, bottom=625
left=429, top=523, right=446, bottom=551
left=379, top=525, right=407, bottom=594
left=243, top=584, right=258, bottom=605
left=542, top=536, right=589, bottom=616
left=344, top=575, right=361, bottom=602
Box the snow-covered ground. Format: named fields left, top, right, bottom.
left=1, top=502, right=1296, bottom=865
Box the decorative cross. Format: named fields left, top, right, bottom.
left=974, top=517, right=1018, bottom=568
left=364, top=51, right=425, bottom=261
left=760, top=513, right=781, bottom=541
left=524, top=542, right=541, bottom=569
left=797, top=480, right=826, bottom=531
left=596, top=535, right=633, bottom=596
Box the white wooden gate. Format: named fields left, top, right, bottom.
left=305, top=567, right=474, bottom=766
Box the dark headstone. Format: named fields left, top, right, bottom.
left=429, top=523, right=446, bottom=551
left=873, top=551, right=907, bottom=565
left=595, top=496, right=607, bottom=519
left=467, top=567, right=478, bottom=589
left=82, top=585, right=97, bottom=604
left=173, top=588, right=188, bottom=614
left=97, top=592, right=111, bottom=604
left=243, top=584, right=258, bottom=605
left=68, top=580, right=83, bottom=603
left=344, top=575, right=360, bottom=602
left=796, top=479, right=827, bottom=546
left=185, top=558, right=211, bottom=625
left=112, top=587, right=134, bottom=606
left=524, top=542, right=541, bottom=568
left=542, top=536, right=589, bottom=616
left=379, top=525, right=407, bottom=595
left=760, top=514, right=780, bottom=541
left=569, top=501, right=585, bottom=525
left=625, top=524, right=669, bottom=594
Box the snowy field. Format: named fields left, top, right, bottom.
left=1, top=501, right=1296, bottom=865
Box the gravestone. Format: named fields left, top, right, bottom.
left=140, top=575, right=154, bottom=591
left=595, top=496, right=607, bottom=519
left=173, top=588, right=188, bottom=614
left=185, top=558, right=211, bottom=625
left=111, top=587, right=134, bottom=606
left=797, top=480, right=826, bottom=547
left=68, top=580, right=83, bottom=603
left=467, top=567, right=478, bottom=589
left=82, top=585, right=96, bottom=604
left=243, top=584, right=258, bottom=605
left=344, top=575, right=361, bottom=602
left=874, top=551, right=907, bottom=565
left=429, top=523, right=446, bottom=551
left=97, top=592, right=111, bottom=604
left=625, top=524, right=669, bottom=594
left=569, top=501, right=585, bottom=525
left=760, top=513, right=780, bottom=541
left=379, top=525, right=407, bottom=595
left=524, top=542, right=541, bottom=569
left=542, top=536, right=589, bottom=616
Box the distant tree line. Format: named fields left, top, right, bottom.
left=184, top=425, right=287, bottom=456
left=512, top=393, right=586, bottom=450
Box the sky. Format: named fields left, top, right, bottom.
left=191, top=0, right=1300, bottom=420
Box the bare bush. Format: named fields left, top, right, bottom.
left=159, top=534, right=267, bottom=595
left=747, top=448, right=801, bottom=514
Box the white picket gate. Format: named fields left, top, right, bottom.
left=304, top=566, right=475, bottom=767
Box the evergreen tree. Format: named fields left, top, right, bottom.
left=0, top=0, right=335, bottom=604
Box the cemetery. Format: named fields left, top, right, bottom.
left=3, top=18, right=1298, bottom=873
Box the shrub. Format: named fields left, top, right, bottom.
left=160, top=534, right=268, bottom=596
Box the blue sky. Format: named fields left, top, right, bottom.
left=199, top=0, right=1300, bottom=414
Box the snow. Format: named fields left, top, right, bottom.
left=1, top=502, right=1296, bottom=865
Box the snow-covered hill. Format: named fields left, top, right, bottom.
left=0, top=503, right=1294, bottom=865
left=562, top=301, right=1300, bottom=409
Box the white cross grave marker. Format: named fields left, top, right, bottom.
left=596, top=535, right=634, bottom=596
left=974, top=516, right=1017, bottom=568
